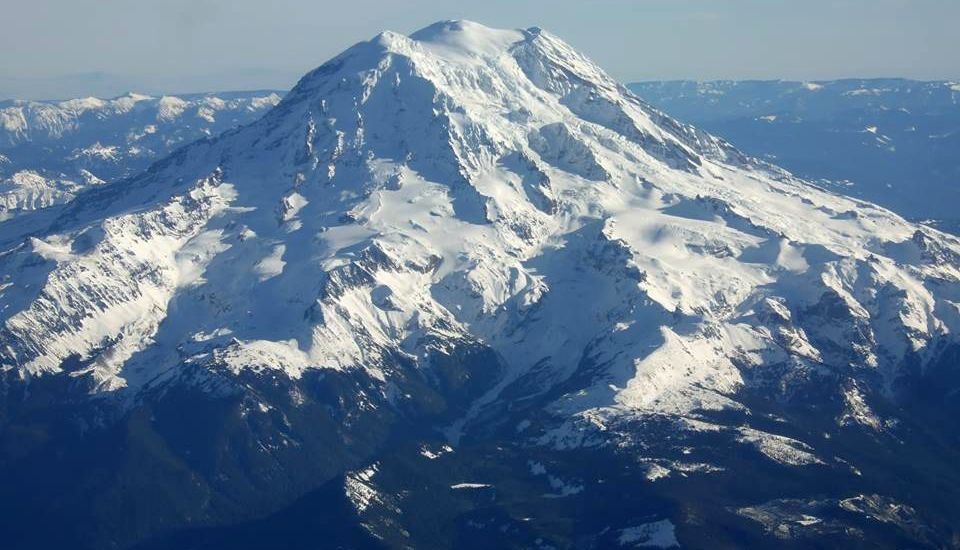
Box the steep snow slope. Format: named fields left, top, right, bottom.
left=0, top=91, right=282, bottom=220
left=1, top=20, right=959, bottom=549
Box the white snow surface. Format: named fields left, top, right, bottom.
left=345, top=463, right=396, bottom=514
left=1, top=22, right=959, bottom=456
left=618, top=520, right=679, bottom=548
left=451, top=483, right=492, bottom=490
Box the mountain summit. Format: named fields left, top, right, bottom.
left=1, top=21, right=959, bottom=549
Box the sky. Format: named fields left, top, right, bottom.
left=2, top=0, right=959, bottom=99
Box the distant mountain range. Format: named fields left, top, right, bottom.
left=0, top=91, right=282, bottom=220
left=0, top=70, right=300, bottom=103
left=630, top=79, right=960, bottom=234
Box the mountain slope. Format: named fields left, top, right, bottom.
left=1, top=21, right=959, bottom=549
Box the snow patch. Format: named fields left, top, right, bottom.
left=617, top=520, right=679, bottom=548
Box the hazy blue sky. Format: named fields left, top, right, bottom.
left=3, top=0, right=958, bottom=99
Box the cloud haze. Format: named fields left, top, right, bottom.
left=3, top=0, right=958, bottom=99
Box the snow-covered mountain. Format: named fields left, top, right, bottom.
left=629, top=79, right=960, bottom=234
left=1, top=21, right=959, bottom=549
left=0, top=90, right=282, bottom=220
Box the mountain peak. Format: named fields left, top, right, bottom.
left=1, top=15, right=959, bottom=461
left=408, top=19, right=527, bottom=56
left=5, top=19, right=956, bottom=398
